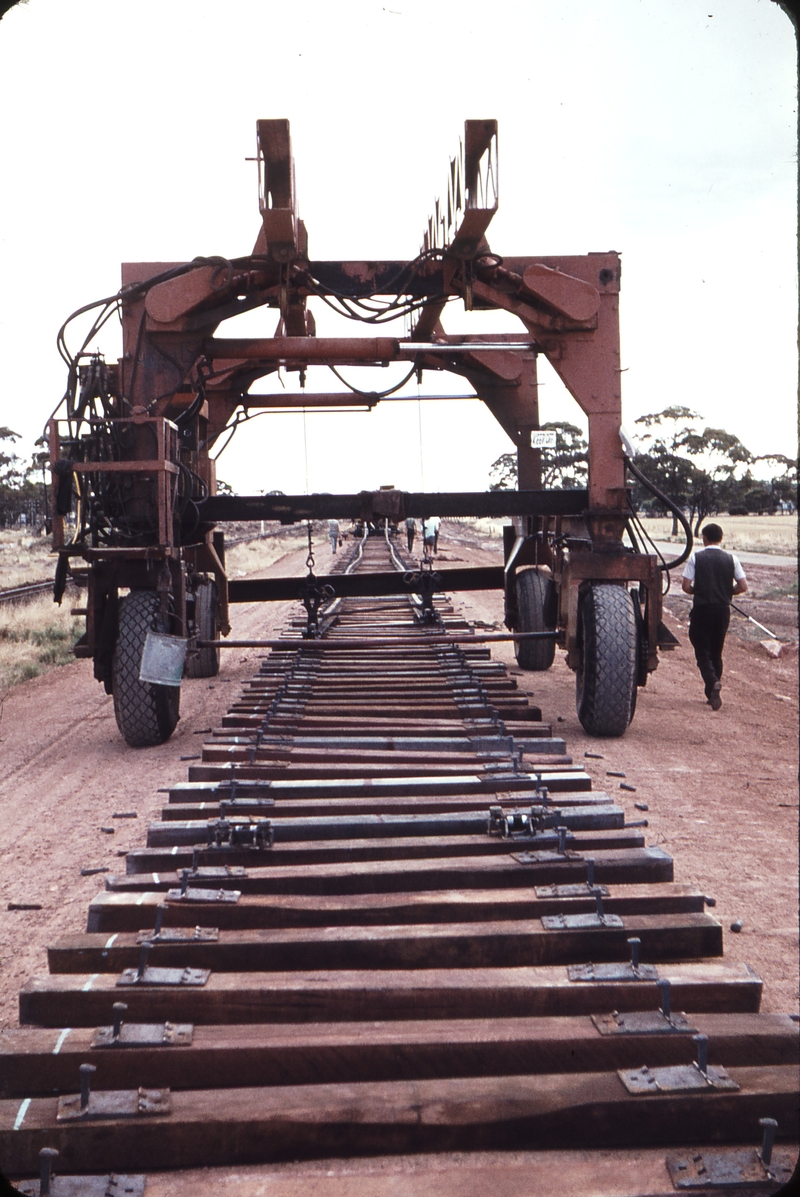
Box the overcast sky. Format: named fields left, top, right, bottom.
left=0, top=0, right=795, bottom=496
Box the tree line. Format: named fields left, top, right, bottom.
left=0, top=428, right=50, bottom=529
left=489, top=406, right=797, bottom=534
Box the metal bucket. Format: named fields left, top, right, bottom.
left=139, top=631, right=187, bottom=686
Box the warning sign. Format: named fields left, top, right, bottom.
left=530, top=430, right=557, bottom=449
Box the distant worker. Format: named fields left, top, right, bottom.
left=328, top=519, right=339, bottom=553
left=423, top=515, right=440, bottom=559
left=405, top=516, right=416, bottom=553
left=681, top=523, right=747, bottom=711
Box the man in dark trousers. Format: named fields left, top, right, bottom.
left=681, top=523, right=747, bottom=710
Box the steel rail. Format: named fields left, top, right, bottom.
left=0, top=579, right=62, bottom=605
left=199, top=631, right=560, bottom=649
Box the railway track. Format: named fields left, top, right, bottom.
left=1, top=533, right=797, bottom=1195
left=0, top=528, right=296, bottom=607
left=0, top=581, right=64, bottom=606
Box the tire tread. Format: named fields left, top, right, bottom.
left=576, top=583, right=637, bottom=737
left=112, top=590, right=180, bottom=747
left=515, top=569, right=557, bottom=672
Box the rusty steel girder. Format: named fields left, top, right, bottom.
left=51, top=118, right=669, bottom=738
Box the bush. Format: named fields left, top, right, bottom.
left=743, top=488, right=772, bottom=514
left=728, top=505, right=749, bottom=517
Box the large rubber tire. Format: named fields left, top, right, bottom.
left=514, top=568, right=557, bottom=671
left=576, top=583, right=638, bottom=738
left=112, top=590, right=180, bottom=748
left=184, top=580, right=220, bottom=679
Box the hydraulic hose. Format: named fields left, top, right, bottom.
left=624, top=455, right=693, bottom=570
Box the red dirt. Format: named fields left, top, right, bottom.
left=0, top=526, right=797, bottom=1032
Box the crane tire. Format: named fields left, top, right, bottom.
left=112, top=590, right=180, bottom=747
left=185, top=580, right=221, bottom=679
left=576, top=582, right=638, bottom=737
left=514, top=568, right=557, bottom=671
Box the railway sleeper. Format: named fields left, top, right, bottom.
left=2, top=1066, right=796, bottom=1175
left=3, top=1013, right=796, bottom=1099
left=18, top=960, right=764, bottom=1029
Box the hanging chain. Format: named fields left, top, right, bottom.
left=305, top=521, right=315, bottom=575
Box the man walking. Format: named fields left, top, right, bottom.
left=405, top=516, right=416, bottom=553
left=422, top=515, right=440, bottom=559
left=328, top=519, right=339, bottom=553
left=681, top=523, right=747, bottom=710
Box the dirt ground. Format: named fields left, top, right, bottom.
left=0, top=523, right=797, bottom=1032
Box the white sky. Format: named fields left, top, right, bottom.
left=0, top=0, right=796, bottom=496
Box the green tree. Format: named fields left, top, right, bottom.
left=490, top=422, right=588, bottom=490
left=631, top=407, right=704, bottom=533
left=632, top=409, right=756, bottom=535
left=680, top=427, right=753, bottom=533
left=0, top=428, right=47, bottom=528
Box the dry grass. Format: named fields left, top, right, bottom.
left=638, top=514, right=797, bottom=555
left=0, top=594, right=82, bottom=695
left=224, top=526, right=308, bottom=578
left=0, top=530, right=56, bottom=590
left=0, top=527, right=308, bottom=700
left=466, top=515, right=796, bottom=557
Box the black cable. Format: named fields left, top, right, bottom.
left=303, top=248, right=445, bottom=303
left=327, top=363, right=417, bottom=399
left=624, top=456, right=693, bottom=570
left=303, top=277, right=452, bottom=325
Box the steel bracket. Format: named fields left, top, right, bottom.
left=137, top=926, right=219, bottom=944
left=542, top=912, right=624, bottom=930
left=536, top=883, right=609, bottom=899
left=92, top=1021, right=194, bottom=1048
left=490, top=805, right=563, bottom=838
left=165, top=886, right=241, bottom=904
left=618, top=1063, right=740, bottom=1095
left=512, top=849, right=582, bottom=865
left=117, top=966, right=210, bottom=987
left=57, top=1087, right=171, bottom=1121
left=568, top=961, right=659, bottom=981
left=188, top=865, right=247, bottom=880
left=207, top=817, right=274, bottom=849
left=591, top=1010, right=697, bottom=1035
left=666, top=1148, right=795, bottom=1189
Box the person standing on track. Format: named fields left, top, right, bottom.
left=405, top=516, right=416, bottom=553
left=328, top=519, right=339, bottom=553
left=681, top=523, right=747, bottom=711
left=423, top=515, right=440, bottom=559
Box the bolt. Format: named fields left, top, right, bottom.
left=586, top=857, right=596, bottom=887
left=557, top=825, right=568, bottom=853
left=540, top=786, right=548, bottom=807
left=759, top=1117, right=778, bottom=1166
left=79, top=1062, right=96, bottom=1110
left=137, top=941, right=150, bottom=980
left=657, top=978, right=671, bottom=1019
left=693, top=1034, right=708, bottom=1075
left=627, top=937, right=641, bottom=969
left=592, top=887, right=605, bottom=919
left=112, top=1001, right=127, bottom=1039
left=180, top=869, right=190, bottom=896
left=730, top=919, right=743, bottom=933
left=39, top=1147, right=59, bottom=1195
left=153, top=904, right=167, bottom=937
left=192, top=847, right=200, bottom=872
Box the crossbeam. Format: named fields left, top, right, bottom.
left=200, top=489, right=588, bottom=523
left=228, top=567, right=505, bottom=604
